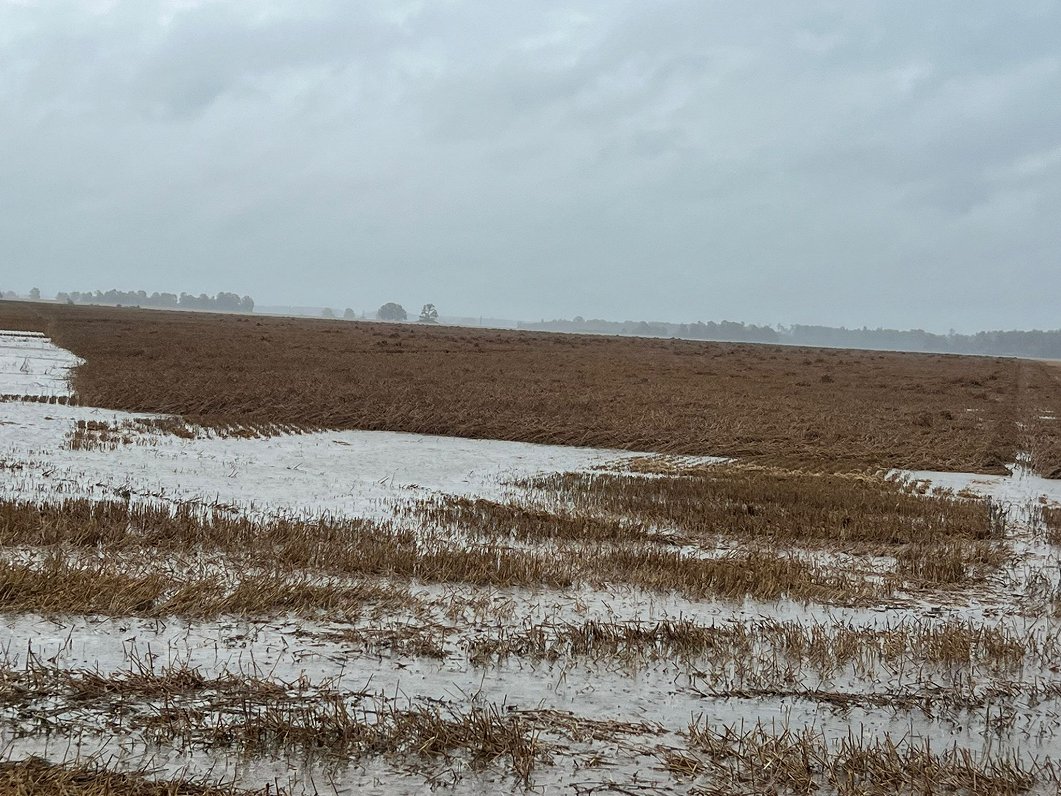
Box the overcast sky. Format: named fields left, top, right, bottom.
left=2, top=1, right=1059, bottom=331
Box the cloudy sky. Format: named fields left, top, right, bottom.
left=2, top=1, right=1059, bottom=331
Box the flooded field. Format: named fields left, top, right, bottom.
left=3, top=328, right=1061, bottom=794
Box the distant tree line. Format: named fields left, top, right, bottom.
left=371, top=303, right=440, bottom=323
left=518, top=317, right=1061, bottom=358
left=317, top=303, right=439, bottom=323
left=519, top=317, right=781, bottom=343
left=785, top=325, right=1061, bottom=359
left=57, top=290, right=254, bottom=313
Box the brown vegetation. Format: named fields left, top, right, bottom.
left=0, top=758, right=278, bottom=796
left=666, top=720, right=1046, bottom=794
left=596, top=548, right=869, bottom=602
left=508, top=465, right=998, bottom=548
left=2, top=300, right=1049, bottom=474
left=0, top=458, right=1005, bottom=613
left=0, top=499, right=574, bottom=590
left=0, top=503, right=873, bottom=611
left=1019, top=361, right=1061, bottom=478
left=467, top=617, right=1038, bottom=674
left=67, top=417, right=197, bottom=450
left=415, top=464, right=1008, bottom=593
left=0, top=556, right=403, bottom=617
left=1043, top=505, right=1061, bottom=545
left=3, top=302, right=1058, bottom=793
left=0, top=660, right=547, bottom=785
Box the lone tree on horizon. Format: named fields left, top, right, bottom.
left=418, top=303, right=439, bottom=323
left=377, top=302, right=407, bottom=321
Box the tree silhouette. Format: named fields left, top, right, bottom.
left=58, top=290, right=255, bottom=312
left=377, top=302, right=407, bottom=321
left=418, top=303, right=439, bottom=323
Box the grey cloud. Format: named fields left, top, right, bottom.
left=1, top=0, right=1059, bottom=331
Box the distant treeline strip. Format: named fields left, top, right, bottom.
left=57, top=289, right=254, bottom=313
left=518, top=319, right=1061, bottom=359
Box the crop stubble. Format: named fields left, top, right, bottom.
left=0, top=459, right=1003, bottom=616
left=3, top=301, right=1060, bottom=792
left=4, top=300, right=1058, bottom=475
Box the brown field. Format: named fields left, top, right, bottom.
left=5, top=302, right=1061, bottom=793
left=3, top=300, right=1059, bottom=475
left=1019, top=361, right=1061, bottom=477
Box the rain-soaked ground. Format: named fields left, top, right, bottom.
left=3, top=330, right=1061, bottom=793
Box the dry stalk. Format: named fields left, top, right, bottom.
left=670, top=718, right=1046, bottom=794
left=0, top=757, right=282, bottom=795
